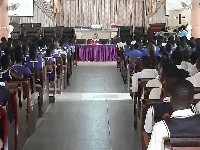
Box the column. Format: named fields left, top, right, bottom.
left=0, top=0, right=8, bottom=39
left=191, top=0, right=200, bottom=38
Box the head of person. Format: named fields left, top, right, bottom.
left=53, top=37, right=60, bottom=49
left=1, top=55, right=10, bottom=70
left=29, top=45, right=37, bottom=61
left=22, top=43, right=29, bottom=56
left=141, top=56, right=152, bottom=69
left=169, top=79, right=194, bottom=111
left=133, top=43, right=139, bottom=50
left=190, top=41, right=196, bottom=50
left=4, top=47, right=11, bottom=56
left=14, top=50, right=23, bottom=63
left=147, top=42, right=155, bottom=52
left=196, top=57, right=200, bottom=72
left=159, top=62, right=178, bottom=83
left=38, top=39, right=45, bottom=48
left=182, top=48, right=191, bottom=62
left=171, top=50, right=182, bottom=65
left=190, top=52, right=200, bottom=65
left=165, top=43, right=173, bottom=53
left=164, top=69, right=190, bottom=97
left=46, top=48, right=53, bottom=57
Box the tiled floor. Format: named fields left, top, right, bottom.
left=24, top=62, right=141, bottom=150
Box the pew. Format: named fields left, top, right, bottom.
left=30, top=67, right=49, bottom=117
left=55, top=57, right=64, bottom=94
left=5, top=82, right=27, bottom=150
left=164, top=138, right=200, bottom=150
left=0, top=103, right=9, bottom=150
left=45, top=61, right=56, bottom=103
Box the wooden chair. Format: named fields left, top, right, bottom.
left=45, top=61, right=56, bottom=103
left=0, top=103, right=9, bottom=150
left=60, top=54, right=68, bottom=89
left=164, top=138, right=200, bottom=150
left=55, top=57, right=64, bottom=93
left=5, top=82, right=27, bottom=150
left=133, top=78, right=155, bottom=130
left=127, top=56, right=139, bottom=92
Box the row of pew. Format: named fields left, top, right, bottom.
left=117, top=47, right=200, bottom=150
left=0, top=52, right=74, bottom=150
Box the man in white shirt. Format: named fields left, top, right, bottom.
left=186, top=57, right=200, bottom=112
left=147, top=79, right=198, bottom=150
left=131, top=56, right=158, bottom=92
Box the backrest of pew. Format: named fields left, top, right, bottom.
left=55, top=57, right=64, bottom=93
left=5, top=82, right=28, bottom=150
left=0, top=103, right=9, bottom=150
left=164, top=138, right=200, bottom=150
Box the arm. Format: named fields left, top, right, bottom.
left=147, top=121, right=169, bottom=150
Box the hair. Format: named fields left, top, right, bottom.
left=165, top=43, right=173, bottom=53
left=190, top=41, right=196, bottom=49
left=182, top=49, right=191, bottom=61
left=196, top=57, right=200, bottom=70
left=29, top=45, right=37, bottom=61
left=22, top=43, right=29, bottom=56
left=4, top=46, right=11, bottom=57
left=38, top=39, right=45, bottom=48
left=190, top=52, right=200, bottom=65
left=0, top=55, right=10, bottom=70
left=171, top=50, right=182, bottom=65
left=48, top=43, right=55, bottom=50
left=46, top=48, right=53, bottom=57
left=141, top=56, right=152, bottom=69
left=169, top=79, right=194, bottom=109
left=147, top=42, right=155, bottom=51
left=14, top=50, right=23, bottom=63
left=133, top=43, right=139, bottom=50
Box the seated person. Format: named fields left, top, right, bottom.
left=0, top=55, right=23, bottom=82
left=170, top=50, right=182, bottom=69
left=186, top=57, right=200, bottom=113
left=44, top=49, right=55, bottom=82
left=187, top=52, right=200, bottom=76
left=25, top=45, right=43, bottom=84
left=11, top=50, right=31, bottom=74
left=147, top=79, right=200, bottom=150
left=131, top=56, right=158, bottom=93
left=25, top=45, right=43, bottom=69
left=181, top=47, right=191, bottom=70
left=145, top=69, right=190, bottom=134
left=125, top=43, right=142, bottom=60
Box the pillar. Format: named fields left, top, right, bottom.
left=191, top=0, right=200, bottom=38
left=0, top=0, right=8, bottom=40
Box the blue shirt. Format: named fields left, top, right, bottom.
left=11, top=63, right=31, bottom=74
left=25, top=57, right=43, bottom=69
left=0, top=69, right=10, bottom=82
left=140, top=48, right=148, bottom=57
left=125, top=49, right=142, bottom=60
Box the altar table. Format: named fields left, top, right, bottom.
left=76, top=45, right=117, bottom=61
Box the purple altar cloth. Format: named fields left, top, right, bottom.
left=76, top=45, right=117, bottom=61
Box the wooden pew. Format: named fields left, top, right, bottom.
left=45, top=61, right=56, bottom=103
left=0, top=103, right=9, bottom=150
left=30, top=67, right=49, bottom=116
left=5, top=82, right=27, bottom=150
left=55, top=57, right=64, bottom=94
left=164, top=138, right=200, bottom=150
left=60, top=54, right=68, bottom=89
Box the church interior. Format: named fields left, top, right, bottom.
left=0, top=0, right=200, bottom=150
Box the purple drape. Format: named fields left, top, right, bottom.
left=76, top=45, right=117, bottom=61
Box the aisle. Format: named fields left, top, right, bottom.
left=24, top=62, right=141, bottom=150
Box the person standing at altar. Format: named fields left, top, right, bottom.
left=177, top=25, right=187, bottom=37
